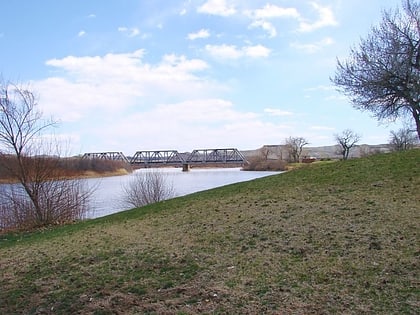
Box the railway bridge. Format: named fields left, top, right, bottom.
left=82, top=148, right=246, bottom=171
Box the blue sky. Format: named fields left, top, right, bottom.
left=0, top=0, right=404, bottom=155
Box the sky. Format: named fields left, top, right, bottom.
left=0, top=0, right=405, bottom=156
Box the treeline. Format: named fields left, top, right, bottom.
left=0, top=156, right=132, bottom=182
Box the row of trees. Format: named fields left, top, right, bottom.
left=0, top=155, right=131, bottom=180
left=257, top=126, right=417, bottom=166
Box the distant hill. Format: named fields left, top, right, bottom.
left=241, top=144, right=392, bottom=160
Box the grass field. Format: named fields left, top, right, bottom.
left=0, top=150, right=419, bottom=314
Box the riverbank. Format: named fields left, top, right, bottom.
left=1, top=150, right=418, bottom=314
left=0, top=166, right=132, bottom=184
left=74, top=168, right=131, bottom=179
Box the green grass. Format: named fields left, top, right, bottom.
left=1, top=150, right=419, bottom=314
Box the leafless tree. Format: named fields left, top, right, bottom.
left=0, top=80, right=91, bottom=230
left=285, top=137, right=309, bottom=163
left=332, top=0, right=420, bottom=140
left=389, top=127, right=419, bottom=150
left=123, top=170, right=174, bottom=208
left=259, top=146, right=271, bottom=161
left=334, top=129, right=361, bottom=160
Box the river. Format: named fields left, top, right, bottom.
left=86, top=168, right=280, bottom=218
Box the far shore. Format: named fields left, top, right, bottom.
left=0, top=168, right=131, bottom=185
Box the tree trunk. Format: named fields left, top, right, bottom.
left=413, top=109, right=420, bottom=140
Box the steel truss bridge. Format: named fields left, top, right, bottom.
left=82, top=152, right=130, bottom=163
left=82, top=148, right=246, bottom=171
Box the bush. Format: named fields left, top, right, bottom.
left=122, top=170, right=174, bottom=208
left=242, top=157, right=287, bottom=171
left=0, top=178, right=91, bottom=231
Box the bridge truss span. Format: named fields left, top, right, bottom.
left=130, top=150, right=186, bottom=166
left=82, top=152, right=129, bottom=163
left=186, top=148, right=245, bottom=164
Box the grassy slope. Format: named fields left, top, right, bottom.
left=0, top=150, right=419, bottom=314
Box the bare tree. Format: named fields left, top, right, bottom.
left=259, top=146, right=271, bottom=161
left=332, top=0, right=420, bottom=140
left=334, top=129, right=361, bottom=160
left=0, top=80, right=91, bottom=230
left=389, top=127, right=419, bottom=150
left=123, top=170, right=174, bottom=208
left=285, top=137, right=309, bottom=163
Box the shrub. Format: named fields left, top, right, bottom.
left=122, top=170, right=174, bottom=208
left=242, top=157, right=287, bottom=171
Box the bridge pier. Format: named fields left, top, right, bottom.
left=182, top=163, right=190, bottom=172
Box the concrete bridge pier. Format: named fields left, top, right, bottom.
left=182, top=163, right=190, bottom=172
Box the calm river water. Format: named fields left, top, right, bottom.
left=86, top=168, right=279, bottom=218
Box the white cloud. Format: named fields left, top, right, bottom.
left=245, top=3, right=337, bottom=35
left=154, top=99, right=257, bottom=122
left=180, top=0, right=193, bottom=16
left=31, top=47, right=292, bottom=153
left=95, top=99, right=289, bottom=152
left=205, top=44, right=242, bottom=59
left=35, top=50, right=221, bottom=122
left=78, top=30, right=86, bottom=37
left=243, top=44, right=271, bottom=58
left=298, top=2, right=338, bottom=32
left=310, top=125, right=335, bottom=131
left=187, top=29, right=210, bottom=40
left=87, top=14, right=96, bottom=18
left=197, top=0, right=236, bottom=16
left=290, top=37, right=334, bottom=53
left=34, top=77, right=119, bottom=121
left=160, top=53, right=209, bottom=73
left=264, top=108, right=293, bottom=116
left=249, top=20, right=277, bottom=38
left=118, top=26, right=140, bottom=37
left=244, top=4, right=300, bottom=37
left=205, top=44, right=271, bottom=59
left=246, top=4, right=300, bottom=19
left=45, top=49, right=145, bottom=76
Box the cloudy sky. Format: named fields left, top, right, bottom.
left=0, top=0, right=403, bottom=155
